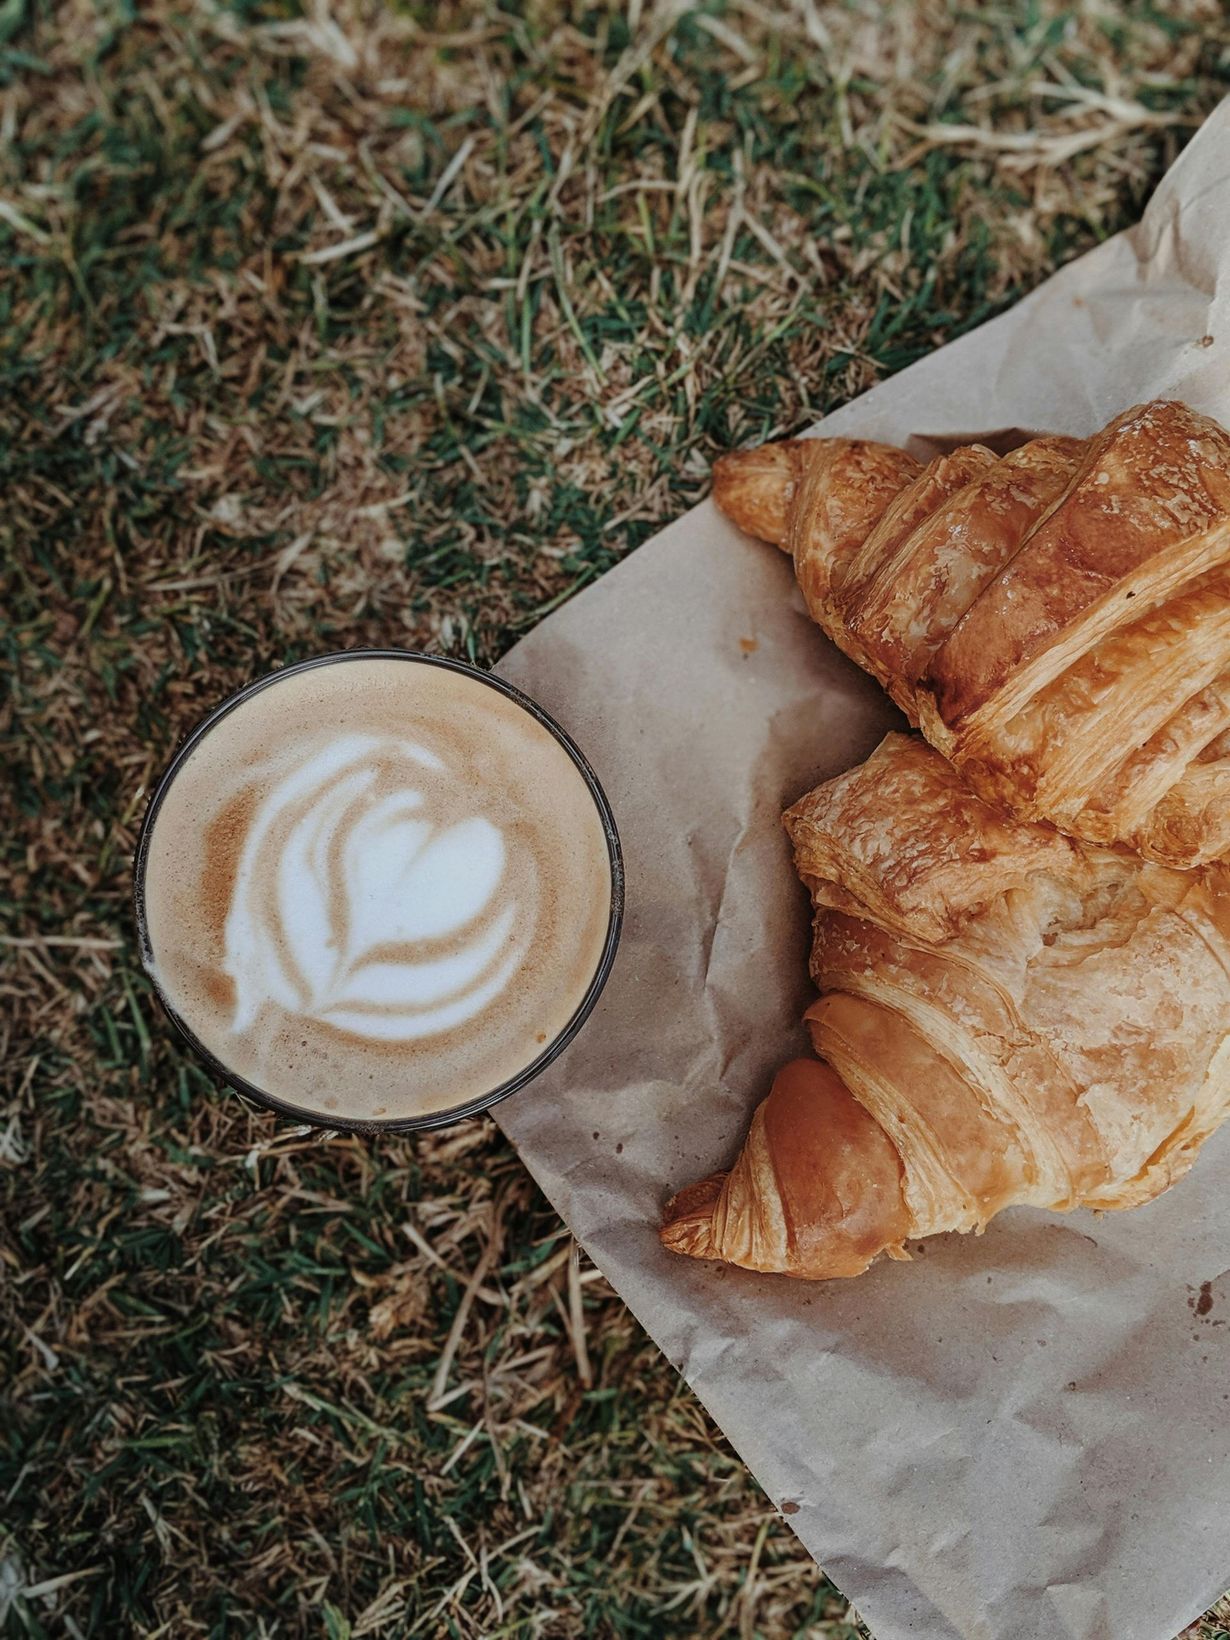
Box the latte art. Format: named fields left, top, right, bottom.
left=225, top=734, right=533, bottom=1041
left=138, top=655, right=617, bottom=1124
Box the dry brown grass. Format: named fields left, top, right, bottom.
left=3, top=2, right=1229, bottom=1636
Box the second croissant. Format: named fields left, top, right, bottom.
left=661, top=735, right=1230, bottom=1280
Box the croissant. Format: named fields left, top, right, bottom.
left=713, top=401, right=1230, bottom=868
left=660, top=734, right=1230, bottom=1279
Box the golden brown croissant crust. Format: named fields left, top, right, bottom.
left=712, top=401, right=1230, bottom=868
left=660, top=735, right=1230, bottom=1280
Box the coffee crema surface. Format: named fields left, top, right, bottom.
left=140, top=657, right=615, bottom=1121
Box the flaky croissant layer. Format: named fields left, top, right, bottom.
left=712, top=401, right=1230, bottom=868
left=660, top=736, right=1230, bottom=1280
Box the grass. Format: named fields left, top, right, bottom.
left=3, top=1, right=1230, bottom=1635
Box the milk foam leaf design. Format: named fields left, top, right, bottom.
left=222, top=733, right=530, bottom=1042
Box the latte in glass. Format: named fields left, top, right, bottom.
left=135, top=652, right=621, bottom=1128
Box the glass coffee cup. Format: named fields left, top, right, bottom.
left=133, top=650, right=623, bottom=1132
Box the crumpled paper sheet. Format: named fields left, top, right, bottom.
left=494, top=99, right=1230, bottom=1640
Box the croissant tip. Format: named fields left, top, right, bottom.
left=711, top=442, right=803, bottom=546
left=659, top=1171, right=727, bottom=1260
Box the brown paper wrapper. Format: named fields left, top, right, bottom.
left=494, top=100, right=1230, bottom=1640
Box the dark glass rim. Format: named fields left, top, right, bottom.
left=132, top=648, right=624, bottom=1134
